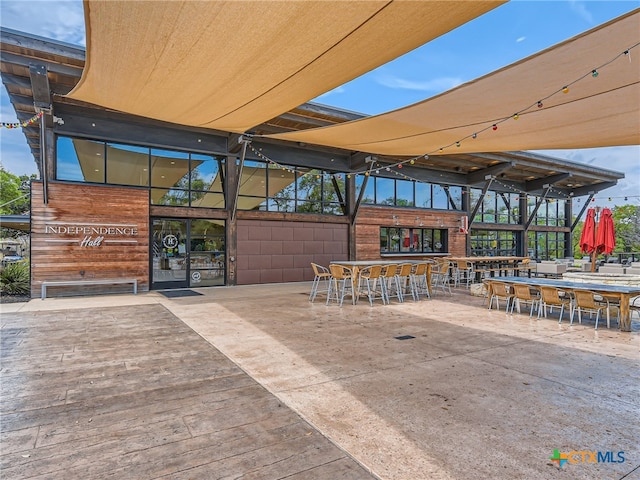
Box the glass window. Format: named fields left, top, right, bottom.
left=376, top=177, right=395, bottom=205
left=106, top=142, right=150, bottom=186
left=360, top=175, right=375, bottom=204
left=56, top=137, right=105, bottom=183
left=451, top=186, right=463, bottom=209
left=396, top=179, right=414, bottom=207
left=237, top=160, right=267, bottom=210
left=432, top=184, right=448, bottom=209
left=470, top=229, right=516, bottom=256
left=150, top=148, right=189, bottom=189
left=190, top=154, right=224, bottom=209
left=380, top=227, right=447, bottom=254
left=151, top=188, right=189, bottom=206
left=56, top=135, right=227, bottom=209
left=416, top=183, right=432, bottom=209
left=528, top=231, right=567, bottom=260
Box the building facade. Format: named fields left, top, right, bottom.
left=1, top=29, right=624, bottom=297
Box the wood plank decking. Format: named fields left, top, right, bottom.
left=1, top=304, right=377, bottom=479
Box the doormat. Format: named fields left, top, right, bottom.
left=158, top=289, right=203, bottom=298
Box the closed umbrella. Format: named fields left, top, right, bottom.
left=595, top=207, right=615, bottom=255
left=579, top=208, right=596, bottom=254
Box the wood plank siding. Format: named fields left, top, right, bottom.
left=30, top=182, right=149, bottom=297
left=355, top=206, right=467, bottom=260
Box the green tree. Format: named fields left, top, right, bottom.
left=612, top=204, right=640, bottom=253
left=0, top=169, right=33, bottom=215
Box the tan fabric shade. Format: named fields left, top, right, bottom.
left=267, top=9, right=640, bottom=156
left=67, top=0, right=504, bottom=133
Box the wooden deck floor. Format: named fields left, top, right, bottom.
left=1, top=304, right=377, bottom=479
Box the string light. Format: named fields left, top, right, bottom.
left=0, top=111, right=43, bottom=129
left=247, top=42, right=640, bottom=206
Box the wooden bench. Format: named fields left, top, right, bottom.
left=41, top=278, right=138, bottom=300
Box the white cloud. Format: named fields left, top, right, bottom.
left=376, top=74, right=463, bottom=92
left=315, top=85, right=346, bottom=100
left=568, top=0, right=594, bottom=24
left=516, top=36, right=526, bottom=43
left=536, top=146, right=640, bottom=207
left=1, top=1, right=85, bottom=45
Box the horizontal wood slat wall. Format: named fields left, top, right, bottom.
left=30, top=182, right=149, bottom=297
left=355, top=206, right=466, bottom=260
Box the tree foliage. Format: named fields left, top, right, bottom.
left=0, top=169, right=34, bottom=215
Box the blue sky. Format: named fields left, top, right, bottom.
left=1, top=0, right=639, bottom=208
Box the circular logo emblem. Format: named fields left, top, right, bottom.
left=191, top=271, right=201, bottom=282
left=163, top=234, right=178, bottom=249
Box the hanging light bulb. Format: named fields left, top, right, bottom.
left=410, top=159, right=415, bottom=165
left=537, top=101, right=543, bottom=108
left=456, top=141, right=461, bottom=147
left=472, top=133, right=477, bottom=139
left=562, top=86, right=569, bottom=94
left=492, top=124, right=498, bottom=131
left=513, top=113, right=519, bottom=120
left=591, top=69, right=599, bottom=78
left=398, top=164, right=402, bottom=169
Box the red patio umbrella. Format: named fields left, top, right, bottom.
left=595, top=207, right=615, bottom=255
left=579, top=208, right=597, bottom=254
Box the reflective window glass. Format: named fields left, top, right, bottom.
left=56, top=137, right=105, bottom=183
left=416, top=183, right=432, bottom=208
left=150, top=148, right=189, bottom=189
left=396, top=179, right=414, bottom=207
left=106, top=143, right=149, bottom=186
left=376, top=177, right=394, bottom=205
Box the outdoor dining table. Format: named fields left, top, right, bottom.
left=496, top=276, right=640, bottom=332
left=447, top=256, right=529, bottom=281
left=329, top=259, right=432, bottom=298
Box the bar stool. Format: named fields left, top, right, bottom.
left=326, top=264, right=355, bottom=306
left=309, top=262, right=331, bottom=302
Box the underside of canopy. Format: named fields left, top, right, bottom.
left=67, top=0, right=504, bottom=133
left=267, top=9, right=640, bottom=156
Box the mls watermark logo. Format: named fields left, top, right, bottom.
left=550, top=449, right=625, bottom=468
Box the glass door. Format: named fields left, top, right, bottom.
left=152, top=218, right=189, bottom=289
left=189, top=219, right=225, bottom=287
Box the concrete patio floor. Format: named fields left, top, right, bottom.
left=2, top=283, right=639, bottom=479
